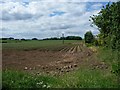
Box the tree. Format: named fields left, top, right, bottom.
left=90, top=1, right=120, bottom=50
left=1, top=38, right=8, bottom=40
left=84, top=31, right=94, bottom=43
left=9, top=37, right=14, bottom=40
left=21, top=38, right=26, bottom=41
left=66, top=36, right=82, bottom=40
left=32, top=38, right=38, bottom=40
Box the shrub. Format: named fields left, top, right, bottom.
left=84, top=31, right=94, bottom=44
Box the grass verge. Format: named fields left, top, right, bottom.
left=2, top=70, right=60, bottom=89
left=3, top=67, right=118, bottom=88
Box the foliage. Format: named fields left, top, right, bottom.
left=44, top=36, right=82, bottom=40
left=90, top=1, right=120, bottom=50
left=93, top=39, right=99, bottom=46
left=84, top=31, right=94, bottom=44
left=21, top=38, right=26, bottom=41
left=97, top=47, right=119, bottom=74
left=32, top=38, right=38, bottom=40
left=9, top=37, right=14, bottom=40
left=65, top=36, right=82, bottom=40
left=1, top=38, right=8, bottom=40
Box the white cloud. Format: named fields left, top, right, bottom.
left=90, top=3, right=103, bottom=9
left=1, top=0, right=107, bottom=39
left=27, top=0, right=118, bottom=2
left=0, top=0, right=118, bottom=3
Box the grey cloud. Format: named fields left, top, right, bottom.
left=1, top=28, right=9, bottom=31
left=49, top=24, right=76, bottom=30
left=13, top=13, right=33, bottom=20
left=71, top=12, right=86, bottom=17
left=1, top=11, right=42, bottom=21
left=0, top=1, right=5, bottom=4
left=2, top=11, right=32, bottom=21
left=66, top=30, right=84, bottom=35
left=2, top=31, right=57, bottom=39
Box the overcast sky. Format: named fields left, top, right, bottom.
left=0, top=0, right=118, bottom=39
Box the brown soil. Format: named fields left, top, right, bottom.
left=2, top=44, right=108, bottom=76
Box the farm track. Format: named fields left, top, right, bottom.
left=3, top=43, right=108, bottom=76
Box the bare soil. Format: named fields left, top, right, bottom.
left=2, top=44, right=108, bottom=76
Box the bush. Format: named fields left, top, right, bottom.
left=94, top=39, right=99, bottom=46
left=84, top=31, right=94, bottom=44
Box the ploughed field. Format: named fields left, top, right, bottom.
left=2, top=40, right=108, bottom=76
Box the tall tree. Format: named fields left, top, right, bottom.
left=90, top=1, right=120, bottom=50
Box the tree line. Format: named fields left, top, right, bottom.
left=1, top=36, right=82, bottom=41
left=43, top=36, right=82, bottom=40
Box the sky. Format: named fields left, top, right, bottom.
left=0, top=0, right=118, bottom=39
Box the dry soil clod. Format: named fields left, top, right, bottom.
left=24, top=67, right=28, bottom=70
left=29, top=68, right=32, bottom=70
left=73, top=64, right=77, bottom=67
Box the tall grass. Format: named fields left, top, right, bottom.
left=60, top=68, right=118, bottom=88
left=3, top=67, right=118, bottom=89
left=97, top=47, right=119, bottom=76
left=2, top=70, right=60, bottom=89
